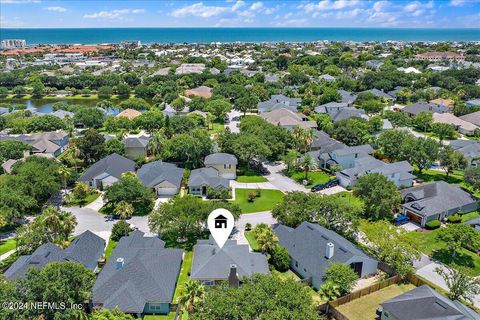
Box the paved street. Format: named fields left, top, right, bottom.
left=264, top=162, right=310, bottom=193
left=225, top=110, right=241, bottom=133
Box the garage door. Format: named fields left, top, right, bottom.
left=157, top=187, right=178, bottom=196
left=406, top=211, right=422, bottom=224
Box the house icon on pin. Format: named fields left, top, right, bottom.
left=214, top=214, right=228, bottom=228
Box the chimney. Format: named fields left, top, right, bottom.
left=325, top=242, right=334, bottom=259
left=115, top=257, right=124, bottom=270
left=228, top=264, right=239, bottom=288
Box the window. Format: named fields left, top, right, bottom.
left=201, top=280, right=214, bottom=286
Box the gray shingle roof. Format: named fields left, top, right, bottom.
left=191, top=238, right=269, bottom=280
left=339, top=90, right=357, bottom=105
left=258, top=94, right=301, bottom=113
left=123, top=136, right=149, bottom=148
left=330, top=107, right=366, bottom=122
left=274, top=222, right=376, bottom=282
left=5, top=230, right=105, bottom=279
left=137, top=161, right=184, bottom=189
left=362, top=88, right=394, bottom=100
left=92, top=230, right=183, bottom=313
left=78, top=153, right=136, bottom=182
left=204, top=153, right=238, bottom=166
left=401, top=181, right=478, bottom=218
left=188, top=167, right=230, bottom=189
left=381, top=285, right=479, bottom=320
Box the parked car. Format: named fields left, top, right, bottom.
left=249, top=159, right=270, bottom=175
left=311, top=178, right=339, bottom=192
left=393, top=215, right=410, bottom=226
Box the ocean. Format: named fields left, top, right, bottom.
left=1, top=28, right=479, bottom=44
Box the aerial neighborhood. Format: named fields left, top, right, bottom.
left=1, top=35, right=480, bottom=320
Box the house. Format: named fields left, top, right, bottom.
left=308, top=143, right=374, bottom=170
left=162, top=104, right=190, bottom=117
left=0, top=130, right=69, bottom=157
left=397, top=67, right=421, bottom=74
left=185, top=85, right=212, bottom=99
left=319, top=74, right=336, bottom=82
left=380, top=285, right=479, bottom=320
left=465, top=99, right=480, bottom=108
left=338, top=90, right=357, bottom=106
left=204, top=153, right=238, bottom=179
left=78, top=153, right=136, bottom=189
left=402, top=102, right=449, bottom=116
left=116, top=108, right=142, bottom=120
left=188, top=167, right=230, bottom=196
left=450, top=140, right=480, bottom=166
left=137, top=161, right=183, bottom=196
left=400, top=181, right=478, bottom=226
left=336, top=157, right=415, bottom=188
left=92, top=230, right=183, bottom=316
left=314, top=102, right=350, bottom=115
left=260, top=108, right=317, bottom=131
left=387, top=86, right=404, bottom=99
left=175, top=63, right=205, bottom=74
left=465, top=217, right=480, bottom=232
left=361, top=88, right=395, bottom=101
left=50, top=109, right=74, bottom=119
left=459, top=110, right=480, bottom=127
left=265, top=74, right=279, bottom=83
left=415, top=51, right=465, bottom=62
left=310, top=130, right=340, bottom=151
left=5, top=230, right=105, bottom=279
left=330, top=107, right=367, bottom=123
left=257, top=94, right=301, bottom=113
left=123, top=136, right=150, bottom=159
left=366, top=60, right=384, bottom=70
left=190, top=238, right=269, bottom=286
left=432, top=113, right=478, bottom=135
left=429, top=98, right=454, bottom=110
left=274, top=222, right=378, bottom=290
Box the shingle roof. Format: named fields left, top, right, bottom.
left=330, top=107, right=366, bottom=122
left=338, top=90, right=357, bottom=105
left=137, top=161, right=184, bottom=189
left=5, top=230, right=105, bottom=279
left=123, top=136, right=150, bottom=148
left=78, top=153, right=136, bottom=182
left=401, top=181, right=478, bottom=218
left=274, top=222, right=376, bottom=281
left=460, top=111, right=480, bottom=127
left=381, top=285, right=479, bottom=320
left=191, top=238, right=269, bottom=280
left=92, top=230, right=183, bottom=313
left=188, top=167, right=230, bottom=189
left=204, top=153, right=238, bottom=166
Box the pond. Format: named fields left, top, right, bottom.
left=2, top=99, right=122, bottom=116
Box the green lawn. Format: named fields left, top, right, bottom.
left=336, top=284, right=416, bottom=320
left=287, top=170, right=332, bottom=188
left=0, top=239, right=16, bottom=256
left=271, top=270, right=323, bottom=305
left=413, top=168, right=464, bottom=185
left=236, top=167, right=268, bottom=183
left=244, top=231, right=259, bottom=251
left=144, top=313, right=176, bottom=320
left=173, top=251, right=193, bottom=303
left=405, top=229, right=480, bottom=276
left=207, top=120, right=225, bottom=135
left=461, top=211, right=480, bottom=223
left=233, top=189, right=284, bottom=213
left=104, top=239, right=118, bottom=260
left=64, top=192, right=100, bottom=207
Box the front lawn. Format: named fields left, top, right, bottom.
left=405, top=229, right=480, bottom=276
left=336, top=284, right=416, bottom=320
left=64, top=192, right=100, bottom=207
left=0, top=239, right=16, bottom=256
left=144, top=313, right=176, bottom=320
left=245, top=231, right=259, bottom=251
left=286, top=170, right=332, bottom=188
left=233, top=189, right=284, bottom=213
left=173, top=251, right=193, bottom=303
left=461, top=211, right=480, bottom=223
left=236, top=166, right=268, bottom=183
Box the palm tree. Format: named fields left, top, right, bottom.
left=69, top=139, right=81, bottom=173
left=57, top=165, right=71, bottom=195
left=114, top=201, right=134, bottom=220
left=299, top=154, right=315, bottom=181
left=149, top=130, right=166, bottom=158
left=179, top=280, right=204, bottom=315
left=293, top=127, right=314, bottom=153
left=256, top=228, right=279, bottom=254
left=116, top=129, right=127, bottom=141
left=41, top=206, right=77, bottom=245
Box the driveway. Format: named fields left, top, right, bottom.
left=85, top=194, right=105, bottom=211
left=232, top=211, right=277, bottom=245
left=225, top=110, right=241, bottom=133
left=263, top=162, right=309, bottom=193
left=230, top=181, right=277, bottom=190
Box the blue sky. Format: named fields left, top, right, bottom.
left=1, top=0, right=479, bottom=28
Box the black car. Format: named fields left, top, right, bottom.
left=311, top=178, right=339, bottom=192
left=249, top=159, right=270, bottom=175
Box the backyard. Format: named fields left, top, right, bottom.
left=285, top=169, right=333, bottom=188
left=405, top=228, right=480, bottom=276
left=336, top=283, right=416, bottom=320
left=173, top=251, right=193, bottom=303
left=233, top=189, right=284, bottom=213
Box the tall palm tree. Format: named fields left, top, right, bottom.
left=57, top=165, right=71, bottom=195
left=69, top=139, right=81, bottom=173
left=149, top=130, right=166, bottom=158
left=41, top=206, right=77, bottom=245
left=179, top=280, right=205, bottom=315
left=299, top=154, right=315, bottom=181
left=114, top=201, right=134, bottom=220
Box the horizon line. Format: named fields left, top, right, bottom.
left=2, top=26, right=480, bottom=30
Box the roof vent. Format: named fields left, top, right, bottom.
left=116, top=257, right=124, bottom=270
left=325, top=242, right=334, bottom=259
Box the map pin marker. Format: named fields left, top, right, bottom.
left=207, top=208, right=234, bottom=249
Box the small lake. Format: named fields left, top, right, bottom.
left=3, top=99, right=121, bottom=116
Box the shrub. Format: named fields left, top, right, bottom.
left=245, top=223, right=252, bottom=231
left=425, top=219, right=441, bottom=229
left=269, top=245, right=291, bottom=272
left=447, top=214, right=462, bottom=224
left=111, top=220, right=132, bottom=241
left=324, top=262, right=359, bottom=295
left=248, top=192, right=256, bottom=202
left=207, top=187, right=231, bottom=200
left=255, top=188, right=261, bottom=197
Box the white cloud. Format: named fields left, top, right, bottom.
left=0, top=16, right=25, bottom=27
left=303, top=0, right=360, bottom=13
left=45, top=6, right=66, bottom=12
left=450, top=0, right=468, bottom=6
left=1, top=0, right=40, bottom=3
left=171, top=2, right=229, bottom=18
left=84, top=8, right=144, bottom=20
left=250, top=2, right=263, bottom=11
left=231, top=0, right=245, bottom=11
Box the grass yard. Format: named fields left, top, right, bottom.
left=207, top=120, right=225, bottom=135
left=173, top=251, right=193, bottom=303
left=0, top=239, right=16, bottom=256
left=287, top=170, right=332, bottom=188
left=461, top=211, right=480, bottom=223
left=405, top=229, right=480, bottom=276
left=413, top=168, right=464, bottom=185
left=144, top=313, right=176, bottom=320
left=104, top=239, right=118, bottom=260
left=64, top=192, right=100, bottom=207
left=244, top=231, right=259, bottom=251
left=271, top=270, right=323, bottom=305
left=233, top=189, right=284, bottom=213
left=236, top=166, right=268, bottom=183
left=336, top=284, right=416, bottom=320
